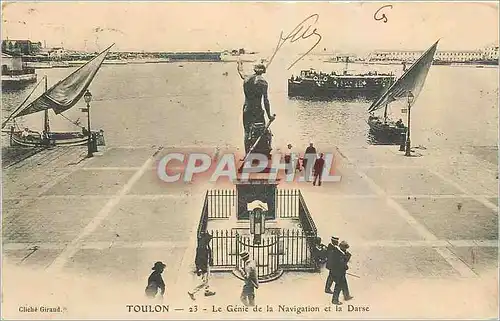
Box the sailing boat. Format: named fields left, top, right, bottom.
left=367, top=40, right=439, bottom=144
left=2, top=44, right=113, bottom=147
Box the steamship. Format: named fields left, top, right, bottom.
left=288, top=68, right=395, bottom=100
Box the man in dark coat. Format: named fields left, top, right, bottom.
left=331, top=241, right=354, bottom=305
left=324, top=236, right=340, bottom=293
left=313, top=153, right=325, bottom=186
left=188, top=232, right=216, bottom=300
left=338, top=240, right=354, bottom=302
left=145, top=261, right=166, bottom=299
left=303, top=143, right=317, bottom=180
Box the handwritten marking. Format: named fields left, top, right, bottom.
left=374, top=5, right=393, bottom=23
left=267, top=14, right=322, bottom=70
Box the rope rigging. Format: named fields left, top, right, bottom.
left=59, top=113, right=83, bottom=128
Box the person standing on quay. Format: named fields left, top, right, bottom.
left=239, top=251, right=259, bottom=306
left=145, top=261, right=166, bottom=299
left=303, top=143, right=317, bottom=181
left=313, top=153, right=325, bottom=186
left=284, top=143, right=294, bottom=175
left=324, top=236, right=340, bottom=294
left=188, top=232, right=216, bottom=300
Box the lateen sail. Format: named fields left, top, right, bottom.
left=13, top=44, right=113, bottom=118
left=368, top=40, right=439, bottom=113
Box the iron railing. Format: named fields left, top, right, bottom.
left=298, top=192, right=317, bottom=236
left=278, top=229, right=315, bottom=270
left=276, top=189, right=300, bottom=218
left=202, top=188, right=310, bottom=220
left=209, top=229, right=238, bottom=268
left=236, top=232, right=280, bottom=279
left=198, top=188, right=320, bottom=275
left=209, top=228, right=316, bottom=275
left=207, top=189, right=235, bottom=219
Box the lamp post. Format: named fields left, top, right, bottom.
left=405, top=91, right=415, bottom=157
left=83, top=89, right=93, bottom=158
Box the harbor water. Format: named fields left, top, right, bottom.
left=2, top=59, right=498, bottom=153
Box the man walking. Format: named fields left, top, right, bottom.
left=325, top=236, right=340, bottom=294
left=239, top=251, right=259, bottom=306
left=331, top=241, right=354, bottom=305
left=338, top=240, right=354, bottom=302
left=188, top=232, right=216, bottom=300
left=313, top=153, right=325, bottom=186
left=237, top=61, right=275, bottom=153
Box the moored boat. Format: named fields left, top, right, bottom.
left=367, top=115, right=406, bottom=145
left=367, top=40, right=439, bottom=146
left=9, top=128, right=104, bottom=147
left=2, top=45, right=113, bottom=148
left=288, top=69, right=395, bottom=100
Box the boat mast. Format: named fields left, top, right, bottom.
left=43, top=76, right=50, bottom=134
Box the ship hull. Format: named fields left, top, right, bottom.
left=10, top=130, right=105, bottom=148
left=288, top=80, right=388, bottom=100
left=2, top=73, right=37, bottom=90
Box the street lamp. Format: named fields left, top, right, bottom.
left=405, top=91, right=415, bottom=157
left=83, top=89, right=93, bottom=158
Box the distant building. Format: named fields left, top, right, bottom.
left=482, top=44, right=499, bottom=61
left=48, top=47, right=69, bottom=59
left=369, top=50, right=423, bottom=62
left=369, top=49, right=483, bottom=62
left=1, top=39, right=42, bottom=55
left=435, top=50, right=482, bottom=62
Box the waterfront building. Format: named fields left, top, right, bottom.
left=369, top=49, right=483, bottom=63
left=435, top=50, right=483, bottom=62
left=369, top=50, right=424, bottom=62
left=1, top=39, right=42, bottom=55
left=482, top=44, right=499, bottom=61
left=48, top=47, right=69, bottom=59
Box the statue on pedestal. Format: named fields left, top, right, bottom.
left=237, top=61, right=276, bottom=157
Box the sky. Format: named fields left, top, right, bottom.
left=1, top=1, right=498, bottom=54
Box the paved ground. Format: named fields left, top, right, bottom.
left=1, top=144, right=498, bottom=319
